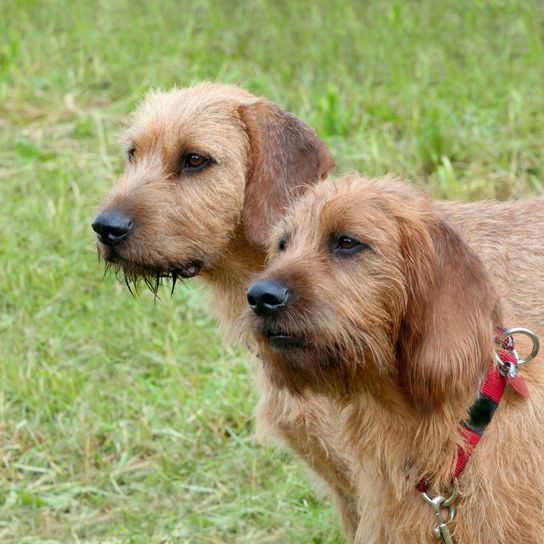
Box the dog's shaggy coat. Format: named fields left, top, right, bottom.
left=93, top=84, right=544, bottom=542
left=93, top=82, right=334, bottom=328
left=245, top=174, right=544, bottom=543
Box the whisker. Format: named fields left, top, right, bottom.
left=124, top=274, right=136, bottom=298
left=170, top=272, right=178, bottom=297
left=154, top=274, right=161, bottom=300
left=99, top=260, right=190, bottom=301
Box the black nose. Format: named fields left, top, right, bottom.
left=247, top=279, right=290, bottom=317
left=91, top=210, right=133, bottom=246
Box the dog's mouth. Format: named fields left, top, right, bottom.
left=129, top=262, right=201, bottom=296
left=170, top=262, right=201, bottom=279
left=100, top=245, right=202, bottom=280
left=260, top=327, right=307, bottom=350
left=99, top=245, right=203, bottom=296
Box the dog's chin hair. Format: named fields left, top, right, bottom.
left=101, top=259, right=184, bottom=299
left=237, top=308, right=389, bottom=396
left=259, top=329, right=373, bottom=397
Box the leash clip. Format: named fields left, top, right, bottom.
left=421, top=479, right=458, bottom=543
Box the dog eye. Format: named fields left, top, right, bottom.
left=127, top=147, right=136, bottom=163
left=338, top=236, right=358, bottom=249
left=181, top=153, right=211, bottom=173
left=333, top=235, right=367, bottom=256
left=278, top=238, right=288, bottom=252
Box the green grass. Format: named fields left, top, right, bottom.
left=1, top=1, right=543, bottom=542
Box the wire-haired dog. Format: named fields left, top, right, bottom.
left=92, top=84, right=544, bottom=541
left=244, top=174, right=544, bottom=542
left=91, top=82, right=334, bottom=327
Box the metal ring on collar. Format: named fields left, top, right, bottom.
left=499, top=327, right=540, bottom=367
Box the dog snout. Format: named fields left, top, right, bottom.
left=247, top=279, right=290, bottom=317
left=92, top=209, right=133, bottom=246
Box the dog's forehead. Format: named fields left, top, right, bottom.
left=268, top=179, right=411, bottom=260
left=137, top=83, right=256, bottom=118
left=124, top=84, right=257, bottom=151
left=277, top=190, right=326, bottom=241
left=284, top=178, right=394, bottom=237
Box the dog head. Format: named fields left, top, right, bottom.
left=92, top=83, right=334, bottom=291
left=244, top=174, right=501, bottom=409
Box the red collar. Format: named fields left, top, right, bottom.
left=417, top=328, right=532, bottom=494
left=417, top=328, right=538, bottom=542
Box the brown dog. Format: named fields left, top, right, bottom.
left=92, top=85, right=544, bottom=541
left=91, top=82, right=334, bottom=328
left=244, top=173, right=544, bottom=543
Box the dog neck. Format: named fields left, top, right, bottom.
left=346, top=364, right=487, bottom=497
left=199, top=225, right=266, bottom=337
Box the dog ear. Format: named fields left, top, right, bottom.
left=396, top=212, right=500, bottom=412
left=238, top=101, right=335, bottom=250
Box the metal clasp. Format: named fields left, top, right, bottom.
left=421, top=479, right=458, bottom=543
left=495, top=327, right=540, bottom=375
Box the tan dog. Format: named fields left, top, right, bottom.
left=244, top=173, right=544, bottom=543
left=91, top=82, right=334, bottom=328
left=92, top=85, right=544, bottom=541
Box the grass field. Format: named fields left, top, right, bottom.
left=1, top=1, right=543, bottom=542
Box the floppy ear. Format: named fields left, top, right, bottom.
left=238, top=101, right=335, bottom=249
left=396, top=213, right=501, bottom=412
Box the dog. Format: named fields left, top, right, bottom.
left=92, top=84, right=544, bottom=541
left=91, top=82, right=335, bottom=329
left=244, top=173, right=544, bottom=543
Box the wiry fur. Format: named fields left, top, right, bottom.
left=93, top=85, right=544, bottom=542
left=94, top=82, right=334, bottom=327
left=243, top=174, right=544, bottom=543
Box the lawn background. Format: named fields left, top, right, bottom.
left=1, top=1, right=543, bottom=542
